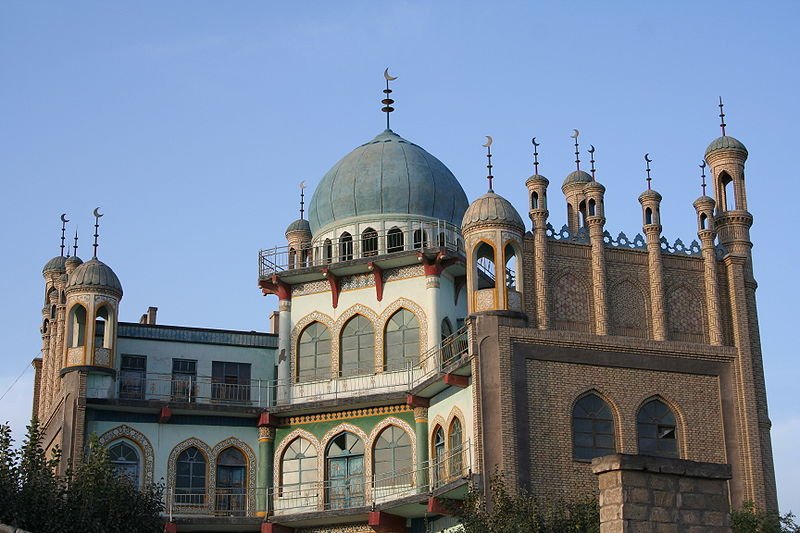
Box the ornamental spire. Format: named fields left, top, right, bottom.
left=299, top=181, right=306, bottom=220
left=382, top=68, right=398, bottom=130
left=532, top=137, right=540, bottom=175
left=482, top=135, right=494, bottom=192
left=59, top=213, right=69, bottom=257
left=570, top=129, right=581, bottom=171
left=92, top=207, right=103, bottom=259
left=644, top=153, right=653, bottom=190
left=718, top=96, right=727, bottom=136
left=588, top=145, right=596, bottom=181
left=700, top=161, right=707, bottom=196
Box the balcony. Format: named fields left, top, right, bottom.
left=168, top=487, right=252, bottom=518
left=259, top=219, right=464, bottom=278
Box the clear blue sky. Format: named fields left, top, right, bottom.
left=1, top=0, right=797, bottom=512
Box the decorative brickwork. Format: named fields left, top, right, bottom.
left=609, top=280, right=648, bottom=338
left=666, top=284, right=707, bottom=343
left=551, top=273, right=591, bottom=332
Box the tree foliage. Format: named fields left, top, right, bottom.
left=455, top=471, right=599, bottom=533
left=731, top=501, right=800, bottom=533
left=0, top=419, right=164, bottom=533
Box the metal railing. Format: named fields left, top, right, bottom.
left=167, top=488, right=251, bottom=518
left=271, top=440, right=472, bottom=515
left=259, top=219, right=464, bottom=277
left=112, top=372, right=273, bottom=408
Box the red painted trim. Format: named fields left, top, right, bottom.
left=164, top=522, right=178, bottom=533
left=444, top=374, right=469, bottom=388
left=368, top=262, right=384, bottom=302
left=406, top=394, right=430, bottom=409
left=427, top=496, right=457, bottom=515
left=259, top=275, right=291, bottom=301
left=258, top=411, right=281, bottom=428
left=322, top=268, right=340, bottom=309
left=158, top=406, right=172, bottom=424
left=419, top=251, right=459, bottom=277
left=368, top=511, right=407, bottom=532
left=261, top=524, right=294, bottom=533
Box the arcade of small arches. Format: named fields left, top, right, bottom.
left=571, top=392, right=683, bottom=461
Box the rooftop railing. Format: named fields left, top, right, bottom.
left=259, top=219, right=464, bottom=277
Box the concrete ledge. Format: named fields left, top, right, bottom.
left=591, top=453, right=732, bottom=480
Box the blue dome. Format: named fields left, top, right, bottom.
left=307, top=130, right=469, bottom=235
left=705, top=135, right=748, bottom=157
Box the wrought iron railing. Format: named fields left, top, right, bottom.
left=259, top=219, right=464, bottom=277
left=167, top=487, right=251, bottom=518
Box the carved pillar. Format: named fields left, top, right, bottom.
left=414, top=406, right=429, bottom=489
left=640, top=189, right=666, bottom=341
left=531, top=212, right=549, bottom=330
left=277, top=299, right=292, bottom=404
left=257, top=425, right=276, bottom=517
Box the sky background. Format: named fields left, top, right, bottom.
left=1, top=0, right=797, bottom=512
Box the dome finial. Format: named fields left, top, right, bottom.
left=299, top=180, right=307, bottom=220
left=570, top=129, right=581, bottom=171
left=482, top=135, right=494, bottom=192
left=72, top=228, right=79, bottom=258
left=382, top=68, right=398, bottom=130
left=700, top=161, right=707, bottom=196
left=92, top=207, right=103, bottom=259
left=718, top=96, right=727, bottom=136
left=59, top=213, right=69, bottom=257
left=588, top=145, right=596, bottom=181
left=532, top=137, right=541, bottom=175
left=644, top=153, right=653, bottom=190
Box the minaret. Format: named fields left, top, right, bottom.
left=561, top=130, right=592, bottom=233
left=584, top=145, right=609, bottom=335
left=704, top=99, right=777, bottom=510
left=638, top=154, right=666, bottom=341
left=693, top=163, right=723, bottom=346
left=525, top=137, right=550, bottom=329
left=285, top=182, right=312, bottom=268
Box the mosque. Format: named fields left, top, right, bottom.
left=31, top=75, right=777, bottom=532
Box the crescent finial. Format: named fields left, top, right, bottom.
left=532, top=137, right=539, bottom=147
left=93, top=207, right=104, bottom=218
left=384, top=68, right=398, bottom=81
left=644, top=153, right=652, bottom=163
left=588, top=144, right=595, bottom=154
left=61, top=213, right=69, bottom=223
left=482, top=135, right=493, bottom=148
left=299, top=180, right=306, bottom=189
left=570, top=129, right=580, bottom=139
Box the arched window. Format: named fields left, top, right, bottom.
left=281, top=437, right=318, bottom=496
left=637, top=398, right=678, bottom=458
left=95, top=306, right=113, bottom=349
left=720, top=171, right=733, bottom=211
left=504, top=244, right=517, bottom=290
left=176, top=446, right=207, bottom=506
left=645, top=207, right=653, bottom=225
left=324, top=239, right=333, bottom=264
left=384, top=309, right=420, bottom=371
left=288, top=247, right=297, bottom=269
left=50, top=304, right=56, bottom=320
left=438, top=232, right=446, bottom=248
left=699, top=213, right=708, bottom=230
left=361, top=228, right=378, bottom=258
left=413, top=229, right=428, bottom=249
left=448, top=418, right=463, bottom=478
left=579, top=200, right=588, bottom=228
left=108, top=441, right=140, bottom=485
left=68, top=304, right=87, bottom=348
left=476, top=243, right=496, bottom=289
left=531, top=191, right=539, bottom=209
left=340, top=315, right=374, bottom=377
left=572, top=393, right=616, bottom=460
left=326, top=432, right=364, bottom=509
left=588, top=198, right=596, bottom=216
left=298, top=322, right=331, bottom=382
left=216, top=447, right=246, bottom=516
left=441, top=318, right=453, bottom=340
left=387, top=227, right=404, bottom=253
left=432, top=426, right=445, bottom=487
left=339, top=233, right=353, bottom=261
left=373, top=426, right=412, bottom=489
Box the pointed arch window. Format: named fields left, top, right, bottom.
left=441, top=317, right=454, bottom=340
left=645, top=207, right=653, bottom=225
left=531, top=191, right=539, bottom=209
left=384, top=309, right=420, bottom=371
left=340, top=315, right=374, bottom=377
left=324, top=239, right=333, bottom=264
left=588, top=198, right=597, bottom=216
left=175, top=446, right=207, bottom=506
left=387, top=227, right=404, bottom=253
left=216, top=447, right=246, bottom=516
left=281, top=437, right=318, bottom=497
left=476, top=243, right=496, bottom=289
left=504, top=244, right=517, bottom=290
left=720, top=171, right=733, bottom=211
left=361, top=228, right=378, bottom=258
left=572, top=393, right=616, bottom=460
left=298, top=322, right=331, bottom=382
left=637, top=398, right=678, bottom=458
left=413, top=229, right=428, bottom=249
left=373, top=426, right=412, bottom=489
left=326, top=432, right=364, bottom=509
left=95, top=305, right=113, bottom=349
left=68, top=304, right=87, bottom=348
left=448, top=418, right=464, bottom=478
left=432, top=426, right=446, bottom=487
left=339, top=233, right=353, bottom=261
left=108, top=441, right=140, bottom=486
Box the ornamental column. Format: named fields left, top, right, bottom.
left=526, top=173, right=550, bottom=330
left=257, top=424, right=276, bottom=517
left=585, top=180, right=608, bottom=335
left=639, top=187, right=666, bottom=341
left=408, top=397, right=430, bottom=489
left=693, top=193, right=723, bottom=345
left=259, top=275, right=292, bottom=405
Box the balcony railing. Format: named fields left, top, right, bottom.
left=109, top=372, right=272, bottom=408
left=271, top=440, right=472, bottom=515
left=167, top=487, right=251, bottom=518
left=259, top=219, right=464, bottom=277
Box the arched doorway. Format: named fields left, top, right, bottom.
left=326, top=432, right=364, bottom=509
left=215, top=447, right=246, bottom=516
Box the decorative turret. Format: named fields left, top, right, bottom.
left=463, top=137, right=525, bottom=315
left=694, top=162, right=723, bottom=346
left=286, top=182, right=312, bottom=268
left=584, top=145, right=609, bottom=335
left=562, top=130, right=592, bottom=232
left=638, top=154, right=666, bottom=340
left=525, top=137, right=550, bottom=329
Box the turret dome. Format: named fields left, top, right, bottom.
left=285, top=218, right=311, bottom=237
left=42, top=256, right=67, bottom=274
left=462, top=191, right=525, bottom=233
left=66, top=258, right=122, bottom=296
left=705, top=136, right=748, bottom=158
left=307, top=129, right=469, bottom=235
left=562, top=170, right=593, bottom=189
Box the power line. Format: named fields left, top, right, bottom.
left=0, top=360, right=33, bottom=403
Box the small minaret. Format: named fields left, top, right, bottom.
left=693, top=162, right=723, bottom=345
left=285, top=182, right=312, bottom=268
left=525, top=137, right=550, bottom=329
left=638, top=154, right=666, bottom=341
left=584, top=145, right=609, bottom=335
left=561, top=130, right=592, bottom=232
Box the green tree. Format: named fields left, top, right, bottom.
left=731, top=501, right=799, bottom=533
left=456, top=471, right=599, bottom=533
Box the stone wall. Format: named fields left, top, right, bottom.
left=592, top=454, right=732, bottom=532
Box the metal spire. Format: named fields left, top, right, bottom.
left=72, top=229, right=78, bottom=258
left=92, top=207, right=103, bottom=259
left=59, top=213, right=69, bottom=257
left=482, top=136, right=494, bottom=192
left=644, top=153, right=653, bottom=190
left=532, top=137, right=540, bottom=175
left=571, top=129, right=581, bottom=171
left=588, top=145, right=596, bottom=181
left=718, top=96, right=727, bottom=136
left=299, top=181, right=307, bottom=220
left=382, top=68, right=398, bottom=130
left=700, top=161, right=707, bottom=196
